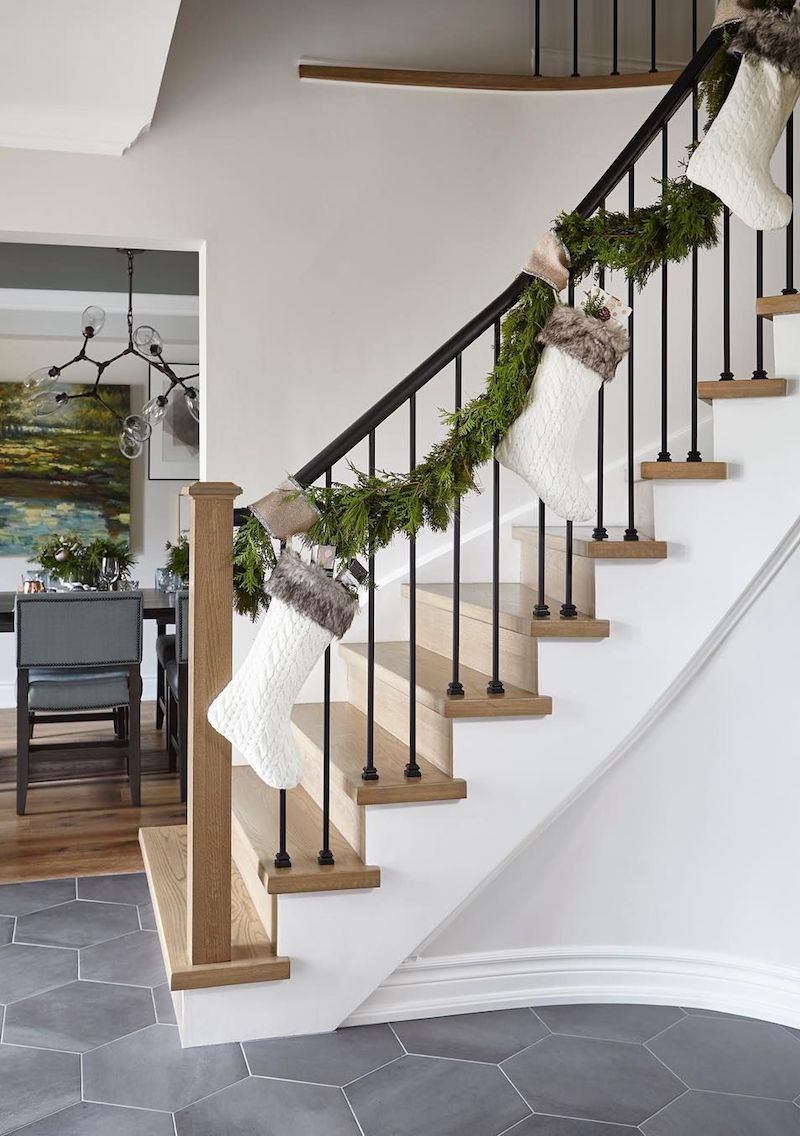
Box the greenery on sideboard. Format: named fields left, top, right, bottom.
left=35, top=535, right=135, bottom=588
left=165, top=536, right=190, bottom=583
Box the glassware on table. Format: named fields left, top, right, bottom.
left=155, top=567, right=172, bottom=592
left=21, top=569, right=49, bottom=594
left=99, top=556, right=121, bottom=592
left=168, top=573, right=184, bottom=592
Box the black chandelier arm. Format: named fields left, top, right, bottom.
left=93, top=391, right=125, bottom=423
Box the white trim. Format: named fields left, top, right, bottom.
left=347, top=946, right=800, bottom=1030
left=0, top=288, right=199, bottom=345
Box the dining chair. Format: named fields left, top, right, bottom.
left=15, top=591, right=143, bottom=815
left=164, top=589, right=188, bottom=802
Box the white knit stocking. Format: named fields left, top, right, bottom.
left=207, top=551, right=357, bottom=790
left=688, top=55, right=800, bottom=231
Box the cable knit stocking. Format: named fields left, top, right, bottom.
left=688, top=5, right=800, bottom=232
left=208, top=552, right=357, bottom=790
left=497, top=305, right=628, bottom=523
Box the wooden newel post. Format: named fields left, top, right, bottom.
left=184, top=481, right=242, bottom=966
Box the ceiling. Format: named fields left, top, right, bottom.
left=0, top=0, right=182, bottom=155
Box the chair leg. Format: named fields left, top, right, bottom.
left=17, top=671, right=30, bottom=816
left=128, top=666, right=142, bottom=808
left=178, top=663, right=188, bottom=805
left=156, top=660, right=165, bottom=730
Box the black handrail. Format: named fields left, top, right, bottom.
left=294, top=27, right=723, bottom=490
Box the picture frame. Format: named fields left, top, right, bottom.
left=147, top=363, right=200, bottom=481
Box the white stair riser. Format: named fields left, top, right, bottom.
left=415, top=601, right=538, bottom=693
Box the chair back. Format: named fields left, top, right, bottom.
left=176, top=590, right=190, bottom=663
left=15, top=592, right=143, bottom=668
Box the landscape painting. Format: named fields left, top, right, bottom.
left=0, top=382, right=130, bottom=556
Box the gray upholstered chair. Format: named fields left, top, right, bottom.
left=15, top=591, right=143, bottom=815
left=164, top=590, right=189, bottom=802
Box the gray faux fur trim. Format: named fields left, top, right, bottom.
left=266, top=551, right=357, bottom=639
left=537, top=305, right=629, bottom=382
left=730, top=5, right=800, bottom=77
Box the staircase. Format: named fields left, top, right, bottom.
left=141, top=19, right=800, bottom=1046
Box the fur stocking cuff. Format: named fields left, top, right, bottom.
left=266, top=551, right=357, bottom=639
left=537, top=305, right=629, bottom=383
left=731, top=5, right=800, bottom=78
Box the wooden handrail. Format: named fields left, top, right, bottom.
left=184, top=481, right=242, bottom=966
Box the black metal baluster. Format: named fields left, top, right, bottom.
left=406, top=397, right=421, bottom=778
left=362, top=430, right=379, bottom=781
left=594, top=201, right=609, bottom=538
left=448, top=357, right=466, bottom=694
left=562, top=272, right=579, bottom=613
left=318, top=467, right=334, bottom=866
left=611, top=0, right=619, bottom=76
left=534, top=499, right=551, bottom=618
left=275, top=790, right=291, bottom=868
left=784, top=115, right=798, bottom=296
left=625, top=169, right=639, bottom=541
left=650, top=0, right=658, bottom=72
left=488, top=320, right=505, bottom=696
left=534, top=0, right=541, bottom=77
left=572, top=0, right=579, bottom=78
left=658, top=126, right=671, bottom=460
left=720, top=207, right=733, bottom=380
left=688, top=3, right=702, bottom=461
left=753, top=231, right=767, bottom=380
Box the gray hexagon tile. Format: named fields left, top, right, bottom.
left=508, top=1118, right=637, bottom=1135
left=536, top=1004, right=685, bottom=1044
left=503, top=1035, right=683, bottom=1127
left=80, top=930, right=166, bottom=987
left=642, top=1089, right=800, bottom=1135
left=3, top=979, right=154, bottom=1053
left=138, top=899, right=157, bottom=930
left=0, top=916, right=12, bottom=945
left=77, top=872, right=151, bottom=906
left=244, top=1024, right=402, bottom=1085
left=153, top=982, right=177, bottom=1024
left=392, top=1008, right=548, bottom=1063
left=0, top=943, right=78, bottom=1004
left=15, top=899, right=140, bottom=948
left=649, top=1015, right=800, bottom=1099
left=175, top=1077, right=361, bottom=1135
left=83, top=1023, right=247, bottom=1112
left=345, top=1053, right=530, bottom=1136
left=11, top=1101, right=175, bottom=1136
left=0, top=877, right=75, bottom=917
left=0, top=1044, right=80, bottom=1135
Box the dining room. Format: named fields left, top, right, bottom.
left=0, top=241, right=199, bottom=881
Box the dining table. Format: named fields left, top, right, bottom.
left=0, top=589, right=179, bottom=635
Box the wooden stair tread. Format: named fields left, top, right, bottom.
left=641, top=461, right=727, bottom=480
left=512, top=525, right=668, bottom=560
left=698, top=378, right=787, bottom=400
left=403, top=581, right=609, bottom=639
left=292, top=702, right=467, bottom=805
left=341, top=641, right=552, bottom=719
left=757, top=294, right=800, bottom=319
left=232, top=767, right=380, bottom=895
left=139, top=825, right=290, bottom=992
left=298, top=63, right=683, bottom=93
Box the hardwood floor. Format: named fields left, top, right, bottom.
left=0, top=702, right=185, bottom=883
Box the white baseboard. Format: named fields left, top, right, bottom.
left=0, top=675, right=157, bottom=711
left=346, top=947, right=800, bottom=1031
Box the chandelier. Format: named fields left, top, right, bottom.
left=23, top=249, right=200, bottom=460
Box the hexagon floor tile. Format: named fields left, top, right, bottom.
left=0, top=916, right=12, bottom=945
left=10, top=1101, right=175, bottom=1136
left=15, top=899, right=140, bottom=948
left=0, top=878, right=75, bottom=917
left=3, top=979, right=155, bottom=1054
left=649, top=1014, right=800, bottom=1100
left=502, top=1034, right=683, bottom=1127
left=536, top=1003, right=685, bottom=1044
left=641, top=1089, right=800, bottom=1135
left=80, top=929, right=167, bottom=988
left=0, top=1044, right=80, bottom=1135
left=509, top=1118, right=638, bottom=1135
left=175, top=1077, right=361, bottom=1136
left=77, top=872, right=151, bottom=906
left=243, top=1023, right=402, bottom=1085
left=392, top=1008, right=548, bottom=1062
left=0, top=943, right=78, bottom=1005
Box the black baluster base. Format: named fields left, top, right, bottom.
left=317, top=849, right=335, bottom=866
left=447, top=681, right=465, bottom=697
left=686, top=450, right=702, bottom=462
left=274, top=851, right=292, bottom=869
left=656, top=452, right=671, bottom=462
left=486, top=679, right=505, bottom=696
left=782, top=287, right=799, bottom=296
left=719, top=371, right=734, bottom=382
left=404, top=762, right=422, bottom=779
left=361, top=766, right=379, bottom=782
left=752, top=368, right=768, bottom=381
left=592, top=526, right=608, bottom=541
left=624, top=529, right=639, bottom=542
left=533, top=602, right=551, bottom=619
left=560, top=602, right=578, bottom=619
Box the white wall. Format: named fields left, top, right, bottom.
left=423, top=535, right=800, bottom=980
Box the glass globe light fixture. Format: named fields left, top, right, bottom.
left=119, top=431, right=143, bottom=459
left=133, top=325, right=164, bottom=356
left=142, top=394, right=168, bottom=426
left=123, top=414, right=152, bottom=443
left=24, top=365, right=61, bottom=394
left=81, top=305, right=106, bottom=338
left=184, top=387, right=200, bottom=423
left=30, top=390, right=69, bottom=416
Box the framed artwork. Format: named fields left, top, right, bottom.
left=0, top=382, right=130, bottom=556
left=148, top=363, right=200, bottom=481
